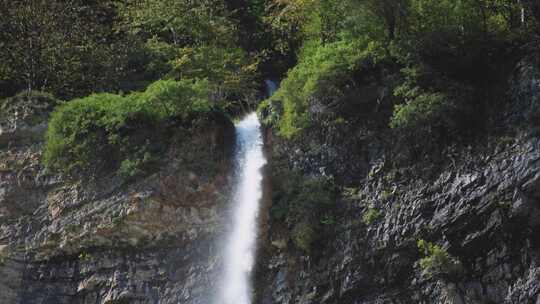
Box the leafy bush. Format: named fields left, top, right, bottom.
left=172, top=46, right=258, bottom=100
left=417, top=239, right=462, bottom=279
left=257, top=99, right=282, bottom=128
left=390, top=64, right=454, bottom=133
left=118, top=152, right=153, bottom=180
left=0, top=1, right=133, bottom=99
left=390, top=92, right=450, bottom=130
left=271, top=173, right=336, bottom=222
left=388, top=63, right=477, bottom=149
left=44, top=79, right=214, bottom=176
left=269, top=39, right=384, bottom=137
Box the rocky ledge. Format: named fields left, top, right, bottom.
left=0, top=99, right=235, bottom=304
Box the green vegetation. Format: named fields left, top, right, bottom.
left=118, top=154, right=151, bottom=180
left=260, top=0, right=539, bottom=144
left=390, top=92, right=449, bottom=130
left=119, top=0, right=261, bottom=109
left=0, top=0, right=265, bottom=111
left=2, top=2, right=540, bottom=256
left=0, top=247, right=8, bottom=266
left=5, top=0, right=538, bottom=128
left=270, top=169, right=337, bottom=252
left=43, top=79, right=214, bottom=177
left=418, top=239, right=462, bottom=279
left=381, top=189, right=393, bottom=201
left=362, top=207, right=383, bottom=225
left=0, top=1, right=132, bottom=99
left=265, top=39, right=384, bottom=137
left=172, top=46, right=257, bottom=100
left=78, top=251, right=93, bottom=262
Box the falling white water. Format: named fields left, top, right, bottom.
left=217, top=112, right=267, bottom=304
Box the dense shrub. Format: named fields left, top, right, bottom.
left=390, top=92, right=450, bottom=130
left=265, top=0, right=533, bottom=149
left=257, top=99, right=282, bottom=128
left=117, top=152, right=153, bottom=180
left=266, top=40, right=385, bottom=137
left=388, top=62, right=478, bottom=149
left=43, top=79, right=214, bottom=177
left=0, top=1, right=134, bottom=100
left=172, top=46, right=257, bottom=99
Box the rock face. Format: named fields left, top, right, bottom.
left=4, top=58, right=540, bottom=304
left=0, top=99, right=235, bottom=304
left=255, top=58, right=540, bottom=303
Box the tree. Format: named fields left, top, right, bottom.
left=358, top=0, right=410, bottom=40
left=0, top=0, right=131, bottom=99
left=119, top=0, right=259, bottom=110
left=120, top=0, right=236, bottom=47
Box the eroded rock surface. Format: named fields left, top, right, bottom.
left=0, top=100, right=235, bottom=304
left=255, top=58, right=540, bottom=304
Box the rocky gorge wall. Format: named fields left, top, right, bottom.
left=3, top=58, right=540, bottom=304
left=0, top=99, right=235, bottom=304
left=255, top=58, right=540, bottom=304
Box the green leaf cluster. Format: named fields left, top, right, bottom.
left=417, top=239, right=463, bottom=279
left=43, top=79, right=214, bottom=177
left=266, top=39, right=383, bottom=137
left=266, top=0, right=539, bottom=143
left=390, top=92, right=449, bottom=131
left=362, top=207, right=383, bottom=225
left=119, top=0, right=260, bottom=111
left=0, top=0, right=133, bottom=99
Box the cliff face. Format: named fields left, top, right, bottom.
left=3, top=58, right=540, bottom=304
left=255, top=58, right=540, bottom=304
left=0, top=101, right=235, bottom=304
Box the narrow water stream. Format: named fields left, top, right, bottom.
left=216, top=112, right=267, bottom=304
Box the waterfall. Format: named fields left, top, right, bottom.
left=216, top=112, right=267, bottom=304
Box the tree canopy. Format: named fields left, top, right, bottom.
left=2, top=0, right=539, bottom=122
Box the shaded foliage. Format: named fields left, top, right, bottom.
left=418, top=239, right=463, bottom=280
left=44, top=79, right=214, bottom=177
left=270, top=169, right=337, bottom=252
left=0, top=0, right=132, bottom=99
left=263, top=0, right=537, bottom=150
